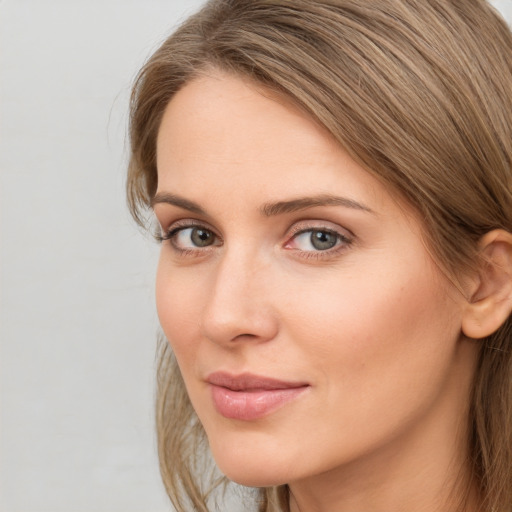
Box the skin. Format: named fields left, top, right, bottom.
left=153, top=70, right=480, bottom=512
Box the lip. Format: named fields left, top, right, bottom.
left=206, top=372, right=310, bottom=421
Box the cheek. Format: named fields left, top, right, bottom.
left=155, top=259, right=204, bottom=362
left=283, top=256, right=463, bottom=405
left=253, top=263, right=465, bottom=475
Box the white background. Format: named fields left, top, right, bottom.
left=1, top=1, right=511, bottom=511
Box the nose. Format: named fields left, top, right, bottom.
left=200, top=247, right=279, bottom=346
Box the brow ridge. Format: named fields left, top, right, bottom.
left=151, top=192, right=373, bottom=217
left=261, top=194, right=373, bottom=216
left=151, top=193, right=206, bottom=215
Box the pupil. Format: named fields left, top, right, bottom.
left=192, top=228, right=214, bottom=247
left=311, top=230, right=337, bottom=250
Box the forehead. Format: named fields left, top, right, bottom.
left=156, top=71, right=387, bottom=208
left=157, top=71, right=333, bottom=171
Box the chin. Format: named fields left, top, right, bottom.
left=208, top=436, right=295, bottom=488
left=218, top=464, right=288, bottom=488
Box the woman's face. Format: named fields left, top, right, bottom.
left=154, top=71, right=477, bottom=488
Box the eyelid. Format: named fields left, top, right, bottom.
left=283, top=220, right=355, bottom=259
left=285, top=219, right=354, bottom=240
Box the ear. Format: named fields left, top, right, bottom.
left=462, top=229, right=512, bottom=339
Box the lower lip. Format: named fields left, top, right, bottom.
left=210, top=385, right=309, bottom=421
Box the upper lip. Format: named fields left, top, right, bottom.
left=206, top=372, right=309, bottom=391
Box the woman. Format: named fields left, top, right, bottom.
left=127, top=1, right=512, bottom=511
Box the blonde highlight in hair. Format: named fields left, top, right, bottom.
left=128, top=1, right=512, bottom=510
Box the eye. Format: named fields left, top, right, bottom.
left=175, top=227, right=216, bottom=248
left=158, top=223, right=221, bottom=251
left=285, top=228, right=351, bottom=253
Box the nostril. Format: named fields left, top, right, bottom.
left=231, top=333, right=259, bottom=342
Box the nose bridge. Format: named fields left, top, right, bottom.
left=201, top=243, right=277, bottom=345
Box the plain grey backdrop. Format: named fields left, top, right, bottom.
left=1, top=1, right=511, bottom=511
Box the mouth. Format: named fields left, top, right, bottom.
left=206, top=372, right=310, bottom=421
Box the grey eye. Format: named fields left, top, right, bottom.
left=310, top=230, right=338, bottom=250
left=290, top=229, right=343, bottom=252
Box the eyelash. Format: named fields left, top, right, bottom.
left=156, top=221, right=221, bottom=257
left=157, top=220, right=353, bottom=260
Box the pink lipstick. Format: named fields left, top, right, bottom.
left=207, top=372, right=309, bottom=421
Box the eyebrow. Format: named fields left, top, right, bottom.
left=151, top=193, right=206, bottom=215
left=151, top=192, right=373, bottom=216
left=260, top=194, right=373, bottom=216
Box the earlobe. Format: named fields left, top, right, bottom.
left=462, top=229, right=512, bottom=340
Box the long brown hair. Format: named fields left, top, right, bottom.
left=127, top=1, right=512, bottom=510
